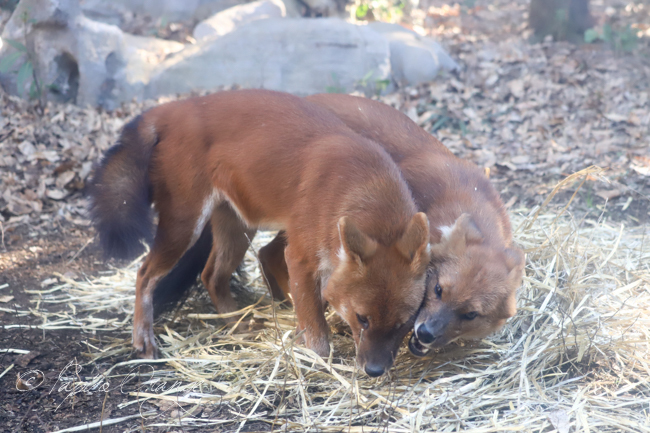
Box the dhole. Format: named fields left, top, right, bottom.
left=90, top=90, right=430, bottom=376
left=257, top=94, right=525, bottom=356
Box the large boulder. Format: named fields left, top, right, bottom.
left=79, top=0, right=248, bottom=26
left=1, top=0, right=80, bottom=101
left=367, top=22, right=459, bottom=86
left=0, top=0, right=183, bottom=108
left=146, top=18, right=391, bottom=98
left=193, top=0, right=286, bottom=41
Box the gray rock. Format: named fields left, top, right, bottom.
left=1, top=0, right=80, bottom=98
left=79, top=0, right=249, bottom=25
left=193, top=0, right=286, bottom=41
left=279, top=0, right=303, bottom=18
left=368, top=22, right=459, bottom=86
left=72, top=17, right=183, bottom=109
left=1, top=0, right=183, bottom=108
left=301, top=0, right=338, bottom=16
left=146, top=18, right=391, bottom=98
left=2, top=0, right=79, bottom=38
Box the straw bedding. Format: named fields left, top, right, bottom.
left=29, top=169, right=650, bottom=432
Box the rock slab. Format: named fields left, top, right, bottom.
left=147, top=18, right=391, bottom=98
left=1, top=1, right=458, bottom=108
left=193, top=0, right=286, bottom=41
left=0, top=0, right=183, bottom=109
left=368, top=22, right=459, bottom=86
left=79, top=0, right=248, bottom=26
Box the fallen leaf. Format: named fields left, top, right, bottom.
left=18, top=140, right=35, bottom=156
left=53, top=160, right=75, bottom=174
left=631, top=156, right=650, bottom=177
left=63, top=271, right=79, bottom=279
left=406, top=106, right=418, bottom=122
left=40, top=278, right=57, bottom=287
left=17, top=351, right=42, bottom=368
left=0, top=295, right=14, bottom=303
left=55, top=171, right=76, bottom=189
left=474, top=149, right=496, bottom=168
left=508, top=79, right=525, bottom=98
left=485, top=74, right=499, bottom=87
left=504, top=195, right=517, bottom=209
left=596, top=189, right=622, bottom=200
left=511, top=155, right=530, bottom=164
left=0, top=156, right=16, bottom=166
left=604, top=113, right=627, bottom=123
left=79, top=161, right=93, bottom=180
left=46, top=189, right=67, bottom=200
left=31, top=150, right=60, bottom=162
left=497, top=161, right=517, bottom=171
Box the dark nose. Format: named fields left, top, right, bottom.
left=364, top=363, right=386, bottom=377
left=415, top=323, right=435, bottom=344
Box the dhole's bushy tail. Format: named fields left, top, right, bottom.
left=90, top=115, right=158, bottom=260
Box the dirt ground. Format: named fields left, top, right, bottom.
left=1, top=1, right=650, bottom=432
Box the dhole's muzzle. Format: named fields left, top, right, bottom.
left=408, top=306, right=454, bottom=356
left=356, top=326, right=412, bottom=377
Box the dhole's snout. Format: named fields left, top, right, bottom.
left=357, top=348, right=394, bottom=378
left=409, top=306, right=454, bottom=356
left=416, top=306, right=453, bottom=344
left=363, top=358, right=391, bottom=378
left=356, top=329, right=406, bottom=377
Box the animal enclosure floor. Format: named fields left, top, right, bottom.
left=2, top=0, right=650, bottom=431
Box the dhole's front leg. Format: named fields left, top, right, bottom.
left=284, top=244, right=330, bottom=357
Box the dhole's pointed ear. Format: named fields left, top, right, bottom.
left=338, top=216, right=377, bottom=263
left=502, top=293, right=517, bottom=319
left=505, top=247, right=525, bottom=287
left=430, top=213, right=483, bottom=259
left=505, top=247, right=525, bottom=272
left=396, top=212, right=430, bottom=265
left=453, top=213, right=483, bottom=245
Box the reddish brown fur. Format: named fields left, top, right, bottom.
left=259, top=93, right=524, bottom=356
left=92, top=90, right=430, bottom=375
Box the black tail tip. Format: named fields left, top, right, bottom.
left=94, top=214, right=153, bottom=261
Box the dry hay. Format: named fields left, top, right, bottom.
left=29, top=168, right=650, bottom=432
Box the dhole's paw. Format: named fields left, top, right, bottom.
left=133, top=324, right=158, bottom=359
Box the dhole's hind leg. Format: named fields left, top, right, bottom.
left=134, top=217, right=200, bottom=359
left=259, top=231, right=291, bottom=303
left=201, top=203, right=256, bottom=321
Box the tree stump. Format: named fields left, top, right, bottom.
left=529, top=0, right=593, bottom=43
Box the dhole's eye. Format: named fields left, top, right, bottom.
left=356, top=314, right=369, bottom=329
left=434, top=283, right=442, bottom=299
left=462, top=312, right=478, bottom=321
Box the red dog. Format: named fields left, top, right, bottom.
left=90, top=90, right=430, bottom=376
left=258, top=94, right=525, bottom=356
